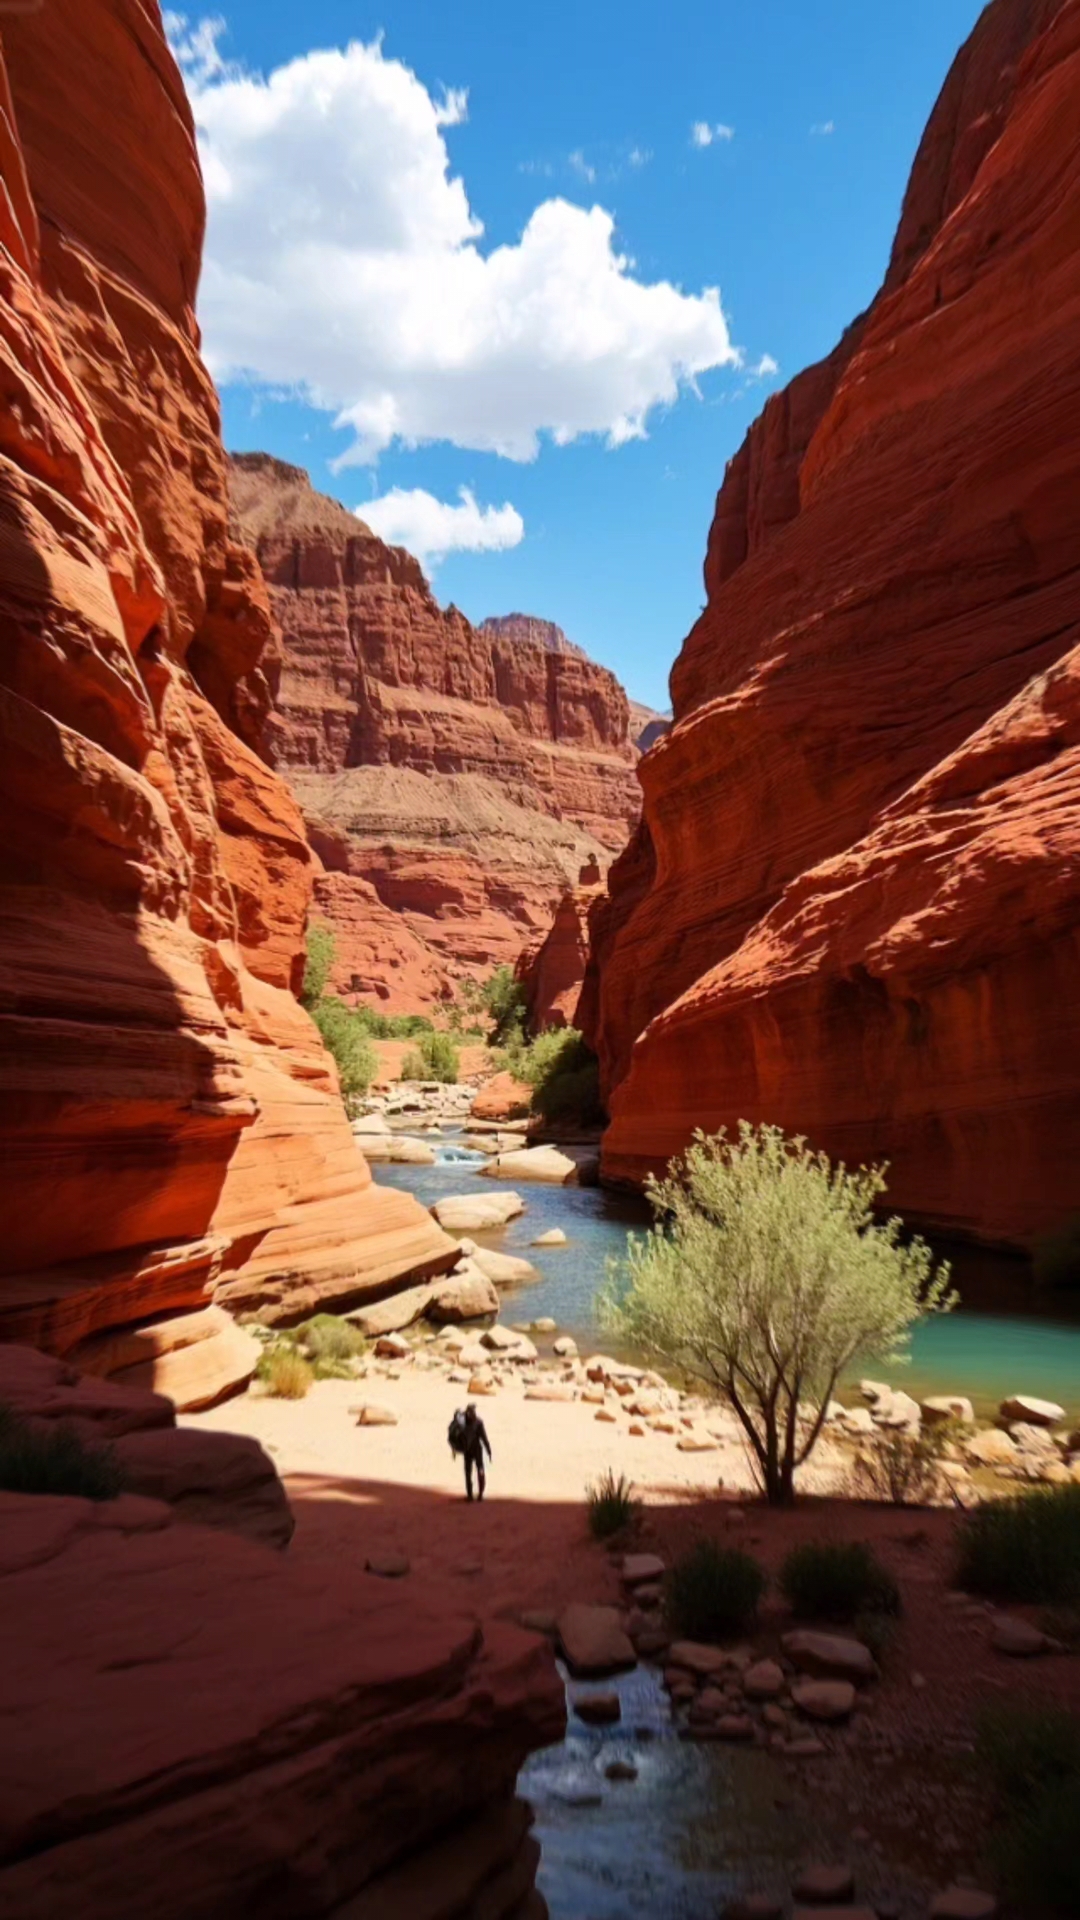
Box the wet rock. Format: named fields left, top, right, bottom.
left=532, top=1317, right=558, bottom=1332
left=605, top=1759, right=638, bottom=1781
left=432, top=1193, right=525, bottom=1231
left=425, top=1269, right=501, bottom=1324
left=571, top=1690, right=621, bottom=1725
left=791, top=1680, right=856, bottom=1722
left=468, top=1246, right=539, bottom=1287
left=481, top=1145, right=584, bottom=1185
left=532, top=1229, right=567, bottom=1247
left=558, top=1603, right=637, bottom=1678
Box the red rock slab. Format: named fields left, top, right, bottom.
left=589, top=0, right=1080, bottom=1251
left=0, top=1490, right=564, bottom=1916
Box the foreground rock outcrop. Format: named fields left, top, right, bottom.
left=0, top=0, right=454, bottom=1371
left=0, top=1484, right=563, bottom=1918
left=230, top=454, right=642, bottom=1008
left=591, top=0, right=1080, bottom=1250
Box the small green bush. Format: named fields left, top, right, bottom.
left=586, top=1468, right=639, bottom=1541
left=780, top=1541, right=901, bottom=1622
left=665, top=1540, right=765, bottom=1640
left=958, top=1484, right=1080, bottom=1604
left=481, top=964, right=527, bottom=1044
left=257, top=1344, right=314, bottom=1399
left=302, top=923, right=336, bottom=1005
left=0, top=1405, right=124, bottom=1501
left=399, top=1029, right=459, bottom=1083
left=310, top=996, right=378, bottom=1109
left=295, top=1315, right=366, bottom=1378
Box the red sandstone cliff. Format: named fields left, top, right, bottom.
left=230, top=453, right=642, bottom=1009
left=591, top=0, right=1080, bottom=1250
left=0, top=0, right=454, bottom=1386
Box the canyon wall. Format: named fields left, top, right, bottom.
left=0, top=0, right=455, bottom=1385
left=590, top=0, right=1080, bottom=1250
left=231, top=453, right=642, bottom=1009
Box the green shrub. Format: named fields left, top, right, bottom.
left=602, top=1123, right=953, bottom=1505
left=0, top=1405, right=125, bottom=1500
left=295, top=1315, right=366, bottom=1378
left=586, top=1468, right=639, bottom=1541
left=780, top=1541, right=901, bottom=1622
left=310, top=996, right=378, bottom=1109
left=257, top=1344, right=314, bottom=1399
left=301, top=923, right=335, bottom=1006
left=665, top=1540, right=765, bottom=1640
left=481, top=964, right=527, bottom=1044
left=958, top=1484, right=1080, bottom=1604
left=850, top=1425, right=950, bottom=1506
left=399, top=1029, right=459, bottom=1083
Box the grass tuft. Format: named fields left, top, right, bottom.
left=780, top=1540, right=901, bottom=1622
left=586, top=1468, right=639, bottom=1541
left=958, top=1484, right=1080, bottom=1604
left=256, top=1345, right=314, bottom=1400
left=665, top=1539, right=765, bottom=1641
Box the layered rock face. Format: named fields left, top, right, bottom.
left=518, top=868, right=606, bottom=1033
left=593, top=0, right=1080, bottom=1250
left=0, top=0, right=454, bottom=1378
left=231, top=454, right=641, bottom=1007
left=0, top=1478, right=563, bottom=1917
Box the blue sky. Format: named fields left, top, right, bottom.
left=168, top=2, right=984, bottom=710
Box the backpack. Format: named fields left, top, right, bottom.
left=448, top=1409, right=469, bottom=1456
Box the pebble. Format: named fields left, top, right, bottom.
left=571, top=1690, right=621, bottom=1725
left=604, top=1759, right=639, bottom=1782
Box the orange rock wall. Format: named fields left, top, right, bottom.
left=0, top=0, right=454, bottom=1359
left=593, top=0, right=1080, bottom=1250
left=231, top=454, right=642, bottom=1007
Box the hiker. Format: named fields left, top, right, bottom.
left=448, top=1403, right=492, bottom=1502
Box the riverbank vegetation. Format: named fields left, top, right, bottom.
left=602, top=1123, right=955, bottom=1505
left=959, top=1483, right=1080, bottom=1603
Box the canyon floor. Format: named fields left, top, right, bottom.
left=187, top=1369, right=1080, bottom=1915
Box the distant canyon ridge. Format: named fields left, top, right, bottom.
left=229, top=452, right=665, bottom=1013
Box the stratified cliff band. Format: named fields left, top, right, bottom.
left=229, top=452, right=644, bottom=1010
left=589, top=0, right=1080, bottom=1251
left=0, top=0, right=455, bottom=1385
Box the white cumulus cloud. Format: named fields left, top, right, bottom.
left=690, top=121, right=735, bottom=148
left=174, top=25, right=744, bottom=465
left=811, top=120, right=836, bottom=137
left=360, top=487, right=524, bottom=566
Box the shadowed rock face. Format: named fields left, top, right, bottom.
left=0, top=0, right=454, bottom=1365
left=589, top=0, right=1080, bottom=1250
left=230, top=453, right=643, bottom=1009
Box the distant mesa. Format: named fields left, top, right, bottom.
left=230, top=455, right=647, bottom=1014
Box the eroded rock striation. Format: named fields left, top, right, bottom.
left=0, top=1482, right=563, bottom=1917
left=591, top=0, right=1080, bottom=1249
left=230, top=453, right=642, bottom=1007
left=0, top=0, right=454, bottom=1378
